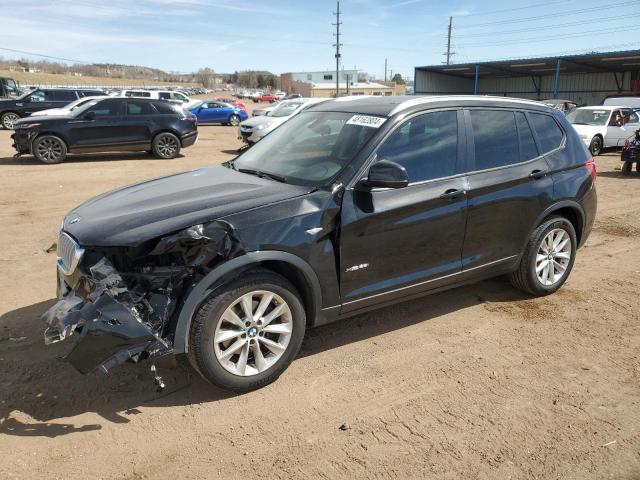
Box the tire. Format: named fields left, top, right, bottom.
left=622, top=161, right=633, bottom=175
left=188, top=270, right=306, bottom=392
left=589, top=136, right=603, bottom=156
left=228, top=114, right=241, bottom=126
left=32, top=135, right=67, bottom=164
left=510, top=216, right=577, bottom=296
left=1, top=112, right=20, bottom=130
left=151, top=132, right=181, bottom=159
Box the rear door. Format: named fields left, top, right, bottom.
left=50, top=90, right=80, bottom=109
left=67, top=99, right=126, bottom=149
left=339, top=109, right=469, bottom=312
left=461, top=109, right=555, bottom=270
left=121, top=100, right=157, bottom=145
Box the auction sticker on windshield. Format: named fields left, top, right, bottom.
left=346, top=115, right=386, bottom=128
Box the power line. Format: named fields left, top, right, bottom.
left=456, top=0, right=572, bottom=17
left=456, top=28, right=640, bottom=48
left=454, top=0, right=638, bottom=29
left=0, top=47, right=90, bottom=64
left=452, top=14, right=640, bottom=38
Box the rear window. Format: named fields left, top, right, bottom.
left=470, top=110, right=519, bottom=170
left=125, top=91, right=151, bottom=98
left=528, top=113, right=564, bottom=154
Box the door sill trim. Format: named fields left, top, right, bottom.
left=341, top=255, right=518, bottom=307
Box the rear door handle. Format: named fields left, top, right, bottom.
left=529, top=169, right=547, bottom=179
left=440, top=188, right=467, bottom=200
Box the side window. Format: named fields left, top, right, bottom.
left=469, top=109, right=519, bottom=170
left=28, top=90, right=46, bottom=102
left=516, top=112, right=539, bottom=161
left=158, top=92, right=171, bottom=100
left=87, top=100, right=124, bottom=117
left=126, top=101, right=155, bottom=115
left=52, top=90, right=78, bottom=101
left=528, top=113, right=564, bottom=154
left=608, top=110, right=623, bottom=127
left=623, top=109, right=639, bottom=125
left=376, top=110, right=458, bottom=183
left=153, top=102, right=177, bottom=114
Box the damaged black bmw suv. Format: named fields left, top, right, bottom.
left=44, top=95, right=597, bottom=392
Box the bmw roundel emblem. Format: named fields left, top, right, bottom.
left=68, top=215, right=81, bottom=225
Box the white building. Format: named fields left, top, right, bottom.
left=290, top=70, right=358, bottom=86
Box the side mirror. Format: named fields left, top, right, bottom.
left=361, top=160, right=409, bottom=189
left=84, top=111, right=96, bottom=121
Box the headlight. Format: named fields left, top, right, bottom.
left=15, top=123, right=41, bottom=129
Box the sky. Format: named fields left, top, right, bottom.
left=0, top=0, right=638, bottom=79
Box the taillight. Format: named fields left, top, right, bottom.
left=585, top=157, right=596, bottom=181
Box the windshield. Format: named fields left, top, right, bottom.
left=567, top=109, right=610, bottom=126
left=231, top=111, right=382, bottom=186
left=70, top=99, right=103, bottom=117
left=269, top=101, right=303, bottom=118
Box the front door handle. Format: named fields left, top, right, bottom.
left=440, top=188, right=467, bottom=200
left=529, top=169, right=547, bottom=179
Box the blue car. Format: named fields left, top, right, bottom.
left=188, top=100, right=248, bottom=126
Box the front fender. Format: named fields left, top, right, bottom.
left=173, top=251, right=324, bottom=354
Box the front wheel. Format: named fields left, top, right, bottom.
left=32, top=135, right=67, bottom=164
left=1, top=112, right=20, bottom=130
left=228, top=114, right=241, bottom=126
left=188, top=270, right=306, bottom=392
left=589, top=136, right=603, bottom=156
left=510, top=216, right=577, bottom=296
left=152, top=132, right=181, bottom=159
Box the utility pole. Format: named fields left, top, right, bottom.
left=384, top=58, right=387, bottom=82
left=445, top=16, right=454, bottom=65
left=333, top=1, right=342, bottom=97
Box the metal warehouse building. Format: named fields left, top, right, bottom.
left=414, top=50, right=640, bottom=106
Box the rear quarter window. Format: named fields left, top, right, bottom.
left=152, top=102, right=179, bottom=114
left=528, top=113, right=564, bottom=154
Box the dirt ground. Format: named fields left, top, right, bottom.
left=0, top=102, right=639, bottom=480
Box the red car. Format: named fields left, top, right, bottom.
left=216, top=97, right=247, bottom=111
left=258, top=93, right=278, bottom=103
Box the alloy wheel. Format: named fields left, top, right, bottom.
left=157, top=135, right=179, bottom=157
left=213, top=290, right=293, bottom=376
left=35, top=137, right=64, bottom=163
left=535, top=228, right=572, bottom=286
left=229, top=115, right=240, bottom=126
left=2, top=113, right=19, bottom=129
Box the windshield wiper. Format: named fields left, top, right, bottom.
left=238, top=168, right=287, bottom=183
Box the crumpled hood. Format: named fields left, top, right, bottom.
left=63, top=166, right=311, bottom=247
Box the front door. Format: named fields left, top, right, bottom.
left=19, top=90, right=58, bottom=115
left=339, top=109, right=468, bottom=314
left=461, top=109, right=556, bottom=269
left=67, top=99, right=126, bottom=149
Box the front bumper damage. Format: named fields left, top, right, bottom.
left=11, top=131, right=35, bottom=155
left=42, top=221, right=243, bottom=376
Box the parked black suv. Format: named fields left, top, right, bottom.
left=43, top=96, right=597, bottom=392
left=12, top=97, right=198, bottom=163
left=0, top=87, right=104, bottom=129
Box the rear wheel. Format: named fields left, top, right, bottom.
left=228, top=114, right=241, bottom=126
left=32, top=135, right=67, bottom=164
left=188, top=270, right=306, bottom=392
left=589, top=136, right=603, bottom=156
left=622, top=160, right=633, bottom=175
left=1, top=112, right=20, bottom=130
left=510, top=216, right=577, bottom=296
left=152, top=132, right=181, bottom=159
